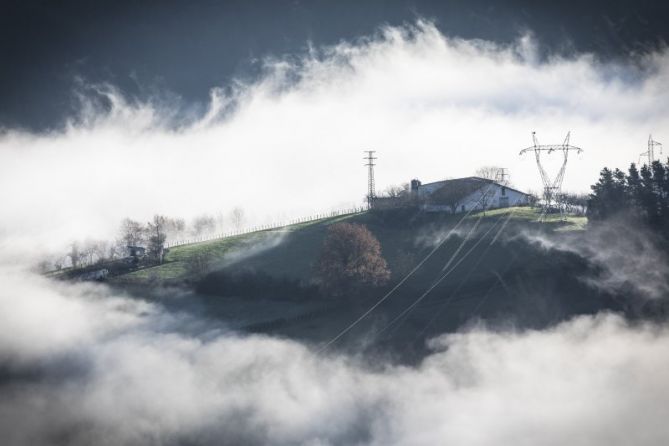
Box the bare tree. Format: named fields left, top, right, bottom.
left=88, top=240, right=109, bottom=264
left=53, top=256, right=66, bottom=270
left=119, top=218, right=145, bottom=248
left=68, top=242, right=81, bottom=268
left=192, top=214, right=216, bottom=236
left=147, top=215, right=167, bottom=263
left=108, top=240, right=126, bottom=260
left=475, top=166, right=503, bottom=180
left=380, top=183, right=409, bottom=198
left=475, top=187, right=496, bottom=214
left=164, top=217, right=187, bottom=240
left=230, top=207, right=245, bottom=231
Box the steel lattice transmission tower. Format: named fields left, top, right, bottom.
left=639, top=134, right=663, bottom=166
left=364, top=150, right=377, bottom=209
left=519, top=132, right=583, bottom=217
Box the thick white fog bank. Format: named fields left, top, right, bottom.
left=1, top=22, right=669, bottom=254
left=1, top=271, right=668, bottom=446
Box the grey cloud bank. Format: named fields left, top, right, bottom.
left=1, top=22, right=669, bottom=256
left=517, top=220, right=669, bottom=300
left=1, top=21, right=669, bottom=446
left=1, top=269, right=668, bottom=445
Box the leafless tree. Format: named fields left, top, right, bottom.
left=164, top=217, right=187, bottom=240
left=476, top=187, right=496, bottom=214
left=230, top=207, right=245, bottom=231
left=381, top=183, right=409, bottom=198
left=192, top=214, right=216, bottom=236
left=475, top=166, right=505, bottom=182
left=53, top=256, right=66, bottom=270
left=119, top=218, right=146, bottom=248
left=108, top=240, right=126, bottom=260
left=147, top=215, right=168, bottom=263
left=88, top=240, right=109, bottom=264
left=68, top=242, right=81, bottom=268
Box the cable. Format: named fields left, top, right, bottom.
left=376, top=212, right=500, bottom=338
left=414, top=216, right=509, bottom=339
left=317, top=201, right=492, bottom=353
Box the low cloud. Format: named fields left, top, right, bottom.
left=1, top=270, right=668, bottom=445
left=1, top=21, right=669, bottom=257
left=518, top=219, right=669, bottom=299
left=2, top=21, right=669, bottom=446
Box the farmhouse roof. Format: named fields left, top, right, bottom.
left=420, top=177, right=527, bottom=203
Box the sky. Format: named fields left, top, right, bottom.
left=2, top=0, right=668, bottom=131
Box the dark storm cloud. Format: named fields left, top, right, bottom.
left=1, top=0, right=668, bottom=130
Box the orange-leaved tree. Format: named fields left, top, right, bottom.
left=316, top=222, right=390, bottom=296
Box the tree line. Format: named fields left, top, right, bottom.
left=588, top=159, right=669, bottom=235
left=41, top=208, right=246, bottom=272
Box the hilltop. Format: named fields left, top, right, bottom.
left=102, top=206, right=627, bottom=361
left=111, top=207, right=585, bottom=285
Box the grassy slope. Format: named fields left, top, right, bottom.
left=110, top=206, right=608, bottom=361
left=112, top=207, right=586, bottom=285
left=111, top=213, right=361, bottom=284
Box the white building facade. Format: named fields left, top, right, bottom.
left=412, top=177, right=530, bottom=213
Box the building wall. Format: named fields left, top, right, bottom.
left=416, top=181, right=447, bottom=198
left=422, top=183, right=528, bottom=213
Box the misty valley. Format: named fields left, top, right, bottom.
left=2, top=6, right=669, bottom=445
left=90, top=208, right=664, bottom=364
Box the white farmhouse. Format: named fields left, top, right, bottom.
left=410, top=177, right=530, bottom=213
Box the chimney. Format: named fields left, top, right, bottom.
left=410, top=179, right=421, bottom=193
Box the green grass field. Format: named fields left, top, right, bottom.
left=112, top=213, right=361, bottom=283
left=111, top=206, right=586, bottom=285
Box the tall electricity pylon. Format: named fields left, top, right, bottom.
left=639, top=134, right=663, bottom=166
left=364, top=150, right=377, bottom=209
left=519, top=132, right=583, bottom=219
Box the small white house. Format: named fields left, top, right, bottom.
left=411, top=177, right=530, bottom=213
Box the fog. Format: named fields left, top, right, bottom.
left=518, top=219, right=669, bottom=300
left=1, top=21, right=669, bottom=445
left=1, top=268, right=668, bottom=446
left=1, top=22, right=669, bottom=255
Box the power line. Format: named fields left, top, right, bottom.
left=317, top=199, right=487, bottom=353
left=317, top=177, right=502, bottom=353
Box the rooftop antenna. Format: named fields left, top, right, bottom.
left=519, top=131, right=583, bottom=220
left=639, top=134, right=662, bottom=166
left=364, top=150, right=377, bottom=209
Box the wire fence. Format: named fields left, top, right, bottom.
left=165, top=207, right=367, bottom=249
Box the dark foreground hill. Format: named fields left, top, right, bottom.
left=110, top=207, right=664, bottom=363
